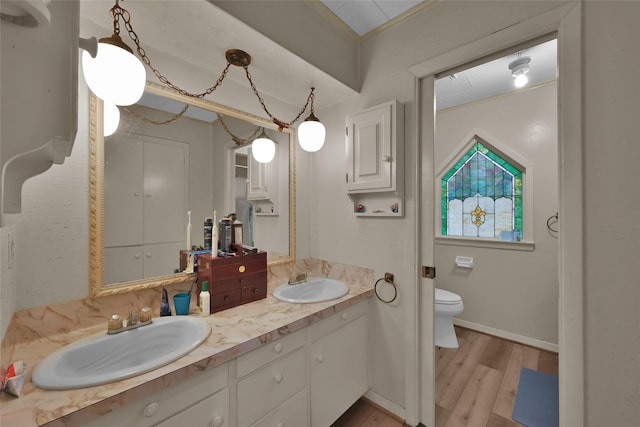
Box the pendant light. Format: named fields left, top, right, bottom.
left=103, top=102, right=120, bottom=136
left=252, top=128, right=276, bottom=163
left=80, top=1, right=326, bottom=152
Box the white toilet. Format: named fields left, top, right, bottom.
left=435, top=288, right=464, bottom=348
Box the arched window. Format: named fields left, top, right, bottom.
left=441, top=137, right=523, bottom=239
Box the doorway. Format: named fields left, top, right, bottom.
left=432, top=38, right=559, bottom=426
left=410, top=4, right=584, bottom=426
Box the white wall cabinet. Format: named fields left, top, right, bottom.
left=103, top=134, right=188, bottom=281
left=247, top=147, right=278, bottom=214
left=346, top=100, right=404, bottom=217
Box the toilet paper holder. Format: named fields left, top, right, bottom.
left=454, top=256, right=474, bottom=268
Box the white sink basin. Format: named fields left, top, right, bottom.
left=32, top=316, right=210, bottom=390
left=273, top=278, right=349, bottom=303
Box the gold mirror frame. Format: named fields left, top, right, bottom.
left=90, top=83, right=296, bottom=297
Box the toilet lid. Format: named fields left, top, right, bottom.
left=435, top=288, right=462, bottom=305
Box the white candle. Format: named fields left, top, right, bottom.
left=212, top=210, right=217, bottom=256
left=186, top=211, right=192, bottom=250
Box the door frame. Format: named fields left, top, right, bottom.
left=406, top=3, right=583, bottom=426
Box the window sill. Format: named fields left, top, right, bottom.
left=435, top=236, right=535, bottom=251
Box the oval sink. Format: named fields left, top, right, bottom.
left=273, top=278, right=349, bottom=303
left=32, top=316, right=210, bottom=390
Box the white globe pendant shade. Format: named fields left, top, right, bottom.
left=82, top=41, right=146, bottom=106
left=298, top=118, right=326, bottom=152
left=103, top=102, right=120, bottom=137
left=252, top=131, right=276, bottom=163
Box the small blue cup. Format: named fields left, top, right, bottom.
left=173, top=292, right=192, bottom=315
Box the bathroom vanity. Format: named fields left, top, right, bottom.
left=82, top=300, right=368, bottom=427
left=0, top=261, right=373, bottom=427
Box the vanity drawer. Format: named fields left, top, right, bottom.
left=249, top=389, right=308, bottom=427
left=308, top=299, right=369, bottom=342
left=236, top=347, right=307, bottom=427
left=213, top=271, right=266, bottom=293
left=241, top=282, right=267, bottom=301
left=236, top=328, right=306, bottom=378
left=211, top=288, right=242, bottom=312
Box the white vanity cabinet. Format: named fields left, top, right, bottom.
left=236, top=328, right=308, bottom=427
left=309, top=301, right=369, bottom=427
left=84, top=362, right=229, bottom=427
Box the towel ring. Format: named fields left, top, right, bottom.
left=375, top=276, right=398, bottom=304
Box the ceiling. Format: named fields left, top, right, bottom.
left=319, top=0, right=423, bottom=37
left=80, top=1, right=557, bottom=115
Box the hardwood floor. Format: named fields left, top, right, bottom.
left=332, top=327, right=558, bottom=427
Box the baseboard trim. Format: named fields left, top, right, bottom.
left=453, top=319, right=559, bottom=353
left=363, top=389, right=406, bottom=422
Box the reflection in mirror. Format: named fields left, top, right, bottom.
left=90, top=83, right=295, bottom=297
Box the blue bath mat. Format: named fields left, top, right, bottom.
left=512, top=368, right=559, bottom=427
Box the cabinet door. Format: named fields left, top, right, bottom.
left=104, top=245, right=143, bottom=284
left=346, top=100, right=401, bottom=193
left=104, top=134, right=144, bottom=247
left=247, top=147, right=268, bottom=200
left=143, top=139, right=187, bottom=244
left=310, top=315, right=368, bottom=427
left=142, top=242, right=184, bottom=279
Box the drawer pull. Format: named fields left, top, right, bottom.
left=253, top=287, right=260, bottom=294
left=273, top=342, right=283, bottom=353
left=316, top=354, right=325, bottom=363
left=341, top=313, right=348, bottom=321
left=143, top=402, right=159, bottom=417
left=224, top=295, right=231, bottom=302
left=273, top=373, right=283, bottom=384
left=211, top=416, right=224, bottom=427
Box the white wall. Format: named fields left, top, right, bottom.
left=583, top=3, right=640, bottom=426
left=435, top=83, right=558, bottom=346
left=312, top=0, right=566, bottom=413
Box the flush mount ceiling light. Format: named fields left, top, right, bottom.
left=80, top=0, right=325, bottom=152
left=508, top=56, right=531, bottom=88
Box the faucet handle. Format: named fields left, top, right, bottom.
left=139, top=307, right=152, bottom=323
left=107, top=314, right=123, bottom=332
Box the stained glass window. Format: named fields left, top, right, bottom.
left=441, top=138, right=523, bottom=239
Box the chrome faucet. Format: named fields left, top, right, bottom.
left=288, top=272, right=308, bottom=285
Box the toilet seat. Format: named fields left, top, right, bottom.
left=435, top=288, right=462, bottom=305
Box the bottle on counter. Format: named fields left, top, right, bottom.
left=199, top=281, right=210, bottom=316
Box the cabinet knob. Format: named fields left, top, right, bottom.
left=211, top=416, right=224, bottom=427
left=273, top=342, right=283, bottom=353
left=383, top=155, right=392, bottom=162
left=134, top=254, right=141, bottom=259
left=224, top=295, right=231, bottom=302
left=273, top=373, right=283, bottom=384
left=143, top=402, right=159, bottom=417
left=146, top=253, right=152, bottom=258
left=134, top=192, right=141, bottom=197
left=146, top=193, right=152, bottom=198
left=341, top=313, right=348, bottom=321
left=316, top=354, right=325, bottom=363
left=276, top=423, right=285, bottom=427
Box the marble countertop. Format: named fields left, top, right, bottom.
left=0, top=262, right=373, bottom=427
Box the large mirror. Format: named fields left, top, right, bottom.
left=90, top=82, right=295, bottom=297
